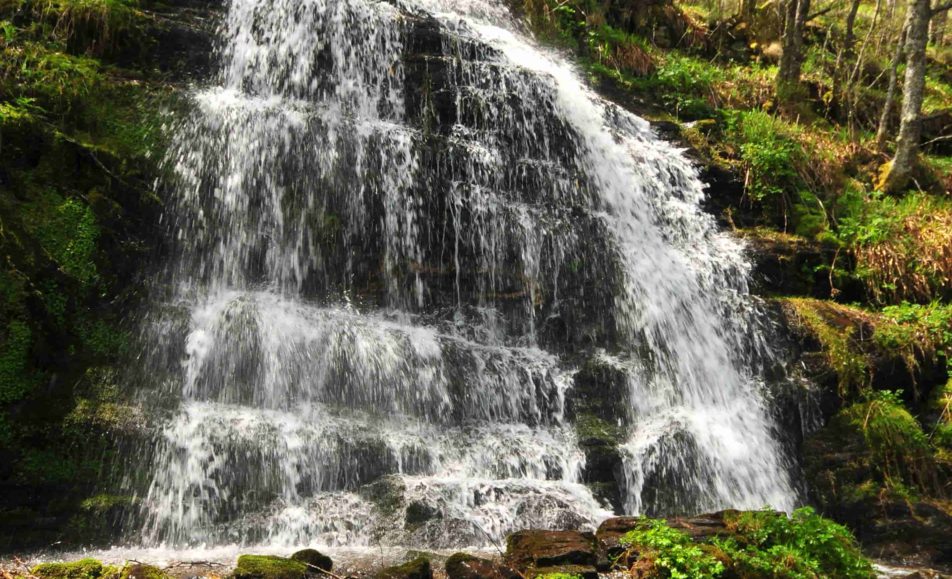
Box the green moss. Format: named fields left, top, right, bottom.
left=231, top=556, right=309, bottom=579
left=0, top=319, right=39, bottom=404
left=118, top=564, right=170, bottom=579
left=376, top=556, right=431, bottom=579
left=533, top=574, right=582, bottom=579
left=619, top=518, right=725, bottom=578
left=785, top=298, right=869, bottom=397
left=32, top=559, right=119, bottom=579
left=841, top=394, right=939, bottom=493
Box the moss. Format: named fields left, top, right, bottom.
left=376, top=557, right=432, bottom=579
left=231, top=556, right=309, bottom=579
left=845, top=395, right=939, bottom=493
left=119, top=564, right=170, bottom=579
left=783, top=298, right=870, bottom=397
left=32, top=559, right=119, bottom=579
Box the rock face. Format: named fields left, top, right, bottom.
left=376, top=557, right=433, bottom=579
left=504, top=530, right=602, bottom=577
left=444, top=553, right=520, bottom=579
left=805, top=413, right=952, bottom=568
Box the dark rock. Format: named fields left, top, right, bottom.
left=505, top=530, right=597, bottom=574
left=444, top=553, right=520, bottom=579
left=231, top=555, right=308, bottom=579
left=376, top=556, right=432, bottom=579
left=359, top=475, right=407, bottom=515
left=405, top=499, right=441, bottom=528
left=290, top=550, right=333, bottom=572
left=739, top=229, right=840, bottom=298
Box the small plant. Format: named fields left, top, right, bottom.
left=619, top=518, right=725, bottom=578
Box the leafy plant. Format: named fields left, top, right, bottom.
left=620, top=518, right=725, bottom=578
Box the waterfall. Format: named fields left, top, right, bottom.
left=127, top=0, right=798, bottom=548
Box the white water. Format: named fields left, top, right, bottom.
left=126, top=0, right=798, bottom=548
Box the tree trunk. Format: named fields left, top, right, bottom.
left=832, top=0, right=863, bottom=119
left=776, top=0, right=812, bottom=99
left=932, top=5, right=948, bottom=43
left=880, top=0, right=931, bottom=192
left=875, top=24, right=907, bottom=151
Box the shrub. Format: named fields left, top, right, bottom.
left=716, top=508, right=874, bottom=579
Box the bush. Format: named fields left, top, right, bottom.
left=715, top=508, right=875, bottom=579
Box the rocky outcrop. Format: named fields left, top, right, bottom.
left=805, top=404, right=952, bottom=569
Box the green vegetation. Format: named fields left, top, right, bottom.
left=0, top=0, right=166, bottom=551
left=616, top=510, right=872, bottom=578
left=32, top=559, right=119, bottom=579
left=231, top=556, right=309, bottom=579
left=619, top=518, right=725, bottom=578
left=714, top=508, right=874, bottom=578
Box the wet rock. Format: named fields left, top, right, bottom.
left=376, top=556, right=432, bottom=579
left=566, top=355, right=628, bottom=513
left=405, top=499, right=442, bottom=528
left=231, top=555, right=309, bottom=579
left=359, top=474, right=407, bottom=515
left=505, top=530, right=598, bottom=576
left=290, top=550, right=333, bottom=572
left=444, top=553, right=520, bottom=579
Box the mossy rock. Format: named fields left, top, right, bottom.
left=119, top=564, right=170, bottom=579
left=32, top=559, right=118, bottom=579
left=376, top=556, right=432, bottom=579
left=445, top=553, right=520, bottom=579
left=289, top=550, right=332, bottom=572
left=231, top=555, right=309, bottom=579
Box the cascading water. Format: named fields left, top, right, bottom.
left=125, top=0, right=799, bottom=548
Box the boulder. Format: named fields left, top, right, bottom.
left=505, top=530, right=599, bottom=577
left=290, top=550, right=332, bottom=572
left=231, top=555, right=309, bottom=579
left=376, top=556, right=432, bottom=579
left=444, top=553, right=520, bottom=579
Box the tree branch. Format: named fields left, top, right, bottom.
left=806, top=4, right=836, bottom=21
left=933, top=0, right=952, bottom=14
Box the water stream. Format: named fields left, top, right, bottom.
left=125, top=0, right=799, bottom=548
